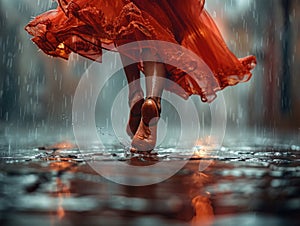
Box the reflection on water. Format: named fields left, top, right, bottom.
left=0, top=139, right=300, bottom=226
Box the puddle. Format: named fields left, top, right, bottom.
left=0, top=137, right=299, bottom=225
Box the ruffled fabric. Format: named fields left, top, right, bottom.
left=25, top=0, right=256, bottom=102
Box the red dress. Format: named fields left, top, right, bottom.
left=25, top=0, right=256, bottom=102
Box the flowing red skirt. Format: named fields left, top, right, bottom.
left=25, top=0, right=256, bottom=102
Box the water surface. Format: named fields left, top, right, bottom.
left=0, top=136, right=299, bottom=226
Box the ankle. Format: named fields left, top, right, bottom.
left=128, top=90, right=144, bottom=108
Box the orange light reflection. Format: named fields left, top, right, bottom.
left=49, top=161, right=74, bottom=224
left=194, top=136, right=218, bottom=158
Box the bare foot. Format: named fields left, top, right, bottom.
left=131, top=98, right=160, bottom=152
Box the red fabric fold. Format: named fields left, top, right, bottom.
left=25, top=0, right=256, bottom=102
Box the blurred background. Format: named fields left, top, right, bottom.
left=0, top=0, right=299, bottom=144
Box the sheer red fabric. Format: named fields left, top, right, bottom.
left=25, top=0, right=256, bottom=102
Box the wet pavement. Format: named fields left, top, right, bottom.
left=0, top=135, right=300, bottom=226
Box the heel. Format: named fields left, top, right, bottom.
left=131, top=97, right=161, bottom=152
left=141, top=97, right=161, bottom=126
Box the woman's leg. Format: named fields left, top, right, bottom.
left=120, top=54, right=144, bottom=138
left=131, top=52, right=167, bottom=152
